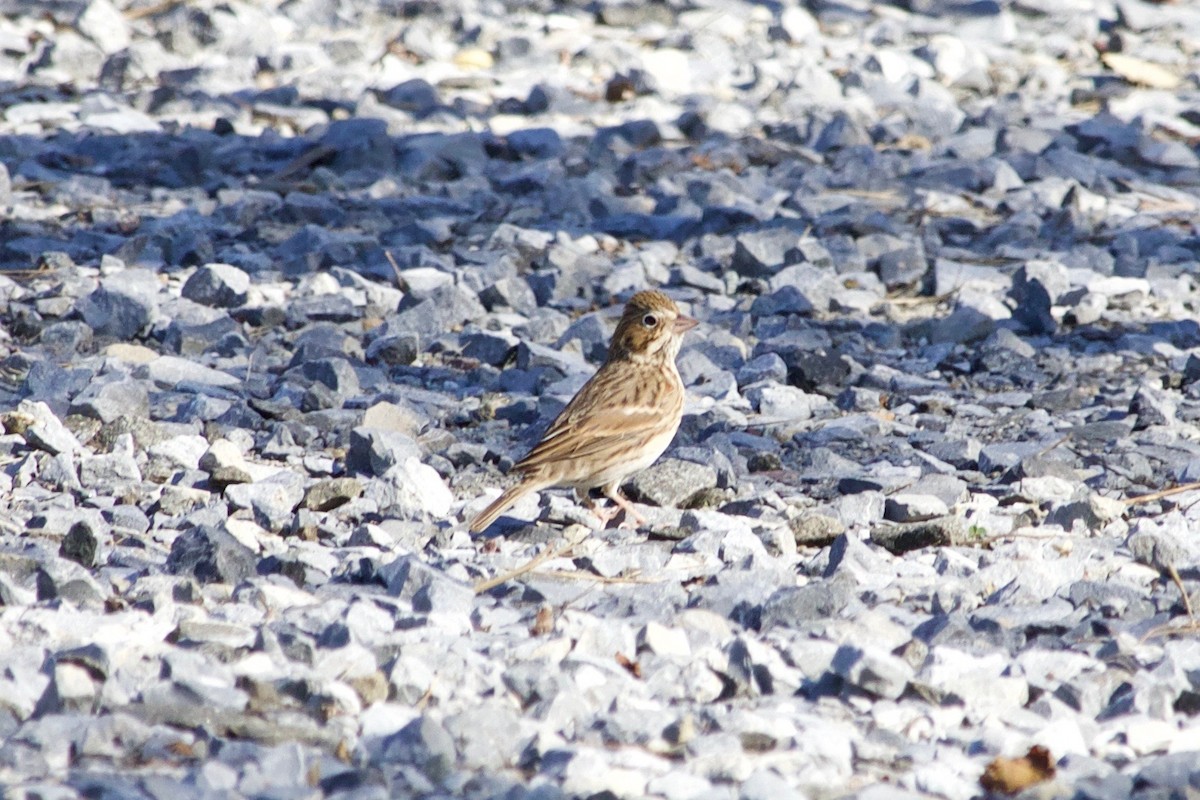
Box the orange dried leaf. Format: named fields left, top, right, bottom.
left=166, top=740, right=195, bottom=757
left=615, top=652, right=642, bottom=678
left=980, top=745, right=1056, bottom=795
left=530, top=605, right=554, bottom=636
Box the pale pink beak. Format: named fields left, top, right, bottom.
left=673, top=315, right=698, bottom=334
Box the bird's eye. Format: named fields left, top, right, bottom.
left=642, top=313, right=658, bottom=327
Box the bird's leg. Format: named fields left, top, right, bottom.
left=602, top=483, right=646, bottom=529
left=580, top=491, right=620, bottom=528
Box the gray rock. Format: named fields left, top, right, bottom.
left=1045, top=494, right=1122, bottom=534
left=557, top=314, right=611, bottom=363
left=1127, top=513, right=1200, bottom=574
left=302, top=477, right=363, bottom=511
left=36, top=557, right=110, bottom=607
left=302, top=357, right=361, bottom=398
left=181, top=263, right=250, bottom=308
left=776, top=348, right=850, bottom=394
left=743, top=382, right=828, bottom=419
left=166, top=525, right=257, bottom=585
left=76, top=0, right=130, bottom=54
left=225, top=470, right=304, bottom=531
left=626, top=458, right=719, bottom=508
left=978, top=441, right=1045, bottom=475
left=376, top=456, right=454, bottom=518
left=391, top=284, right=486, bottom=341
left=198, top=438, right=266, bottom=485
left=442, top=699, right=524, bottom=772
left=69, top=377, right=151, bottom=424
left=141, top=355, right=241, bottom=391
left=1130, top=384, right=1177, bottom=429
left=12, top=400, right=82, bottom=456
left=876, top=240, right=928, bottom=289
left=831, top=644, right=912, bottom=700
left=925, top=288, right=1011, bottom=344
left=105, top=503, right=150, bottom=534
left=906, top=474, right=968, bottom=507
left=972, top=597, right=1079, bottom=635
left=684, top=566, right=787, bottom=630
left=461, top=331, right=519, bottom=367
left=921, top=438, right=981, bottom=470
left=19, top=361, right=95, bottom=417
left=884, top=493, right=949, bottom=523
left=79, top=434, right=142, bottom=490
left=77, top=271, right=159, bottom=339
left=507, top=128, right=564, bottom=159
left=44, top=658, right=102, bottom=713
left=831, top=490, right=885, bottom=528
left=174, top=619, right=256, bottom=649
left=379, top=78, right=440, bottom=114
left=761, top=573, right=859, bottom=630
left=365, top=328, right=420, bottom=366
left=1063, top=291, right=1106, bottom=326
left=636, top=621, right=691, bottom=660
left=0, top=162, right=10, bottom=211
left=584, top=544, right=671, bottom=579
left=776, top=6, right=819, bottom=43
left=478, top=276, right=539, bottom=315
left=413, top=573, right=474, bottom=617
left=736, top=353, right=788, bottom=387
left=731, top=227, right=803, bottom=277
left=1133, top=752, right=1200, bottom=791
left=39, top=451, right=83, bottom=493
left=871, top=516, right=967, bottom=554
left=750, top=285, right=814, bottom=316
left=347, top=427, right=421, bottom=476
left=39, top=320, right=94, bottom=357
left=320, top=117, right=396, bottom=173
left=789, top=514, right=846, bottom=548
left=382, top=555, right=469, bottom=606
left=1009, top=261, right=1061, bottom=334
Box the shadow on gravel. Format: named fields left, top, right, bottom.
left=3, top=99, right=1197, bottom=366
left=3, top=107, right=1197, bottom=254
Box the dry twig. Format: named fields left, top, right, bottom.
left=533, top=569, right=660, bottom=585
left=1167, top=564, right=1196, bottom=620
left=1123, top=480, right=1200, bottom=506
left=124, top=0, right=186, bottom=21
left=473, top=540, right=573, bottom=594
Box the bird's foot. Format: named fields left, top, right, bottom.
left=603, top=488, right=647, bottom=529
left=582, top=493, right=645, bottom=529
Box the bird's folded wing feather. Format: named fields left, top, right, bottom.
left=514, top=403, right=663, bottom=471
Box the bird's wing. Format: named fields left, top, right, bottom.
left=516, top=404, right=665, bottom=472
left=514, top=372, right=668, bottom=473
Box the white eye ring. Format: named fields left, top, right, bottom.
left=642, top=313, right=658, bottom=327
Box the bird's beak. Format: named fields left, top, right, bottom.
left=673, top=315, right=698, bottom=334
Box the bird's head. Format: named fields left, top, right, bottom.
left=607, top=290, right=698, bottom=363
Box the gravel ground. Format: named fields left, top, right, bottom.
left=2, top=0, right=1200, bottom=798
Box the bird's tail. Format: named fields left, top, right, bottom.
left=468, top=480, right=544, bottom=534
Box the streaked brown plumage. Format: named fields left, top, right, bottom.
left=469, top=290, right=697, bottom=533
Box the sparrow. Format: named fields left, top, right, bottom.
left=469, top=289, right=697, bottom=533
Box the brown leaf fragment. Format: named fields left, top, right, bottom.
left=980, top=745, right=1056, bottom=795
left=615, top=652, right=642, bottom=678
left=166, top=740, right=196, bottom=758
left=530, top=605, right=554, bottom=636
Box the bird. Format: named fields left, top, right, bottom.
left=469, top=289, right=698, bottom=534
